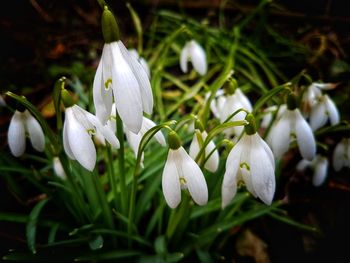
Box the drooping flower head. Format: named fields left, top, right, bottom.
left=333, top=138, right=350, bottom=171
left=222, top=114, right=276, bottom=207
left=128, top=49, right=151, bottom=78
left=180, top=40, right=207, bottom=76
left=162, top=131, right=208, bottom=208
left=297, top=155, right=328, bottom=187
left=8, top=109, right=45, bottom=157
left=93, top=7, right=153, bottom=134
left=267, top=94, right=316, bottom=161
left=62, top=89, right=119, bottom=171
left=189, top=119, right=219, bottom=173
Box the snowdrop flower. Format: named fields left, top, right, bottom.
left=93, top=7, right=153, bottom=134
left=301, top=83, right=322, bottom=116
left=260, top=105, right=287, bottom=129
left=219, top=88, right=252, bottom=137
left=267, top=94, right=316, bottom=161
left=125, top=116, right=166, bottom=160
left=309, top=94, right=340, bottom=131
left=8, top=110, right=45, bottom=157
left=297, top=155, right=328, bottom=187
left=222, top=114, right=275, bottom=207
left=189, top=120, right=219, bottom=173
left=180, top=40, right=207, bottom=76
left=53, top=157, right=66, bottom=180
left=162, top=131, right=208, bottom=208
left=333, top=138, right=350, bottom=171
left=129, top=49, right=151, bottom=78
left=63, top=103, right=119, bottom=171
left=205, top=89, right=225, bottom=119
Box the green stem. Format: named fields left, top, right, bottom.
left=96, top=0, right=107, bottom=9
left=116, top=113, right=127, bottom=215
left=106, top=145, right=118, bottom=210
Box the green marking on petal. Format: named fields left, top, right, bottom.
left=87, top=129, right=96, bottom=135
left=104, top=78, right=112, bottom=90
left=179, top=177, right=187, bottom=185
left=240, top=162, right=250, bottom=171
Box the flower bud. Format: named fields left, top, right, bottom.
left=61, top=89, right=75, bottom=108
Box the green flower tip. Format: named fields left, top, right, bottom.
left=244, top=113, right=257, bottom=135
left=194, top=118, right=204, bottom=132
left=61, top=89, right=75, bottom=108
left=286, top=92, right=298, bottom=110
left=102, top=7, right=120, bottom=43
left=224, top=78, right=238, bottom=95
left=168, top=131, right=182, bottom=150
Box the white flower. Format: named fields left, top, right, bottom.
left=53, top=157, right=66, bottom=180
left=301, top=83, right=323, bottom=116
left=180, top=40, right=207, bottom=76
left=129, top=49, right=151, bottom=78
left=93, top=41, right=153, bottom=133
left=260, top=105, right=287, bottom=129
left=162, top=146, right=208, bottom=208
left=219, top=88, right=252, bottom=137
left=189, top=130, right=219, bottom=173
left=222, top=132, right=275, bottom=207
left=8, top=110, right=45, bottom=157
left=309, top=94, right=340, bottom=131
left=297, top=155, right=328, bottom=187
left=267, top=108, right=316, bottom=161
left=63, top=105, right=119, bottom=171
left=333, top=138, right=350, bottom=171
left=125, top=116, right=166, bottom=160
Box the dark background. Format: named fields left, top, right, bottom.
left=1, top=1, right=350, bottom=262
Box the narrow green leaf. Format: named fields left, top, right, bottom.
left=26, top=198, right=50, bottom=254
left=126, top=3, right=143, bottom=53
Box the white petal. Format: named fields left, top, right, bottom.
left=140, top=58, right=151, bottom=78
left=189, top=40, right=207, bottom=75
left=310, top=101, right=327, bottom=131
left=240, top=168, right=257, bottom=197
left=325, top=95, right=340, bottom=126
left=84, top=111, right=120, bottom=149
left=125, top=129, right=141, bottom=157
left=53, top=157, right=66, bottom=179
left=221, top=141, right=242, bottom=208
left=178, top=147, right=208, bottom=206
left=312, top=157, right=328, bottom=187
left=295, top=109, right=316, bottom=161
left=24, top=110, right=45, bottom=152
left=66, top=108, right=96, bottom=171
left=296, top=159, right=311, bottom=171
left=118, top=41, right=153, bottom=114
left=256, top=134, right=275, bottom=168
left=250, top=134, right=276, bottom=205
left=162, top=150, right=181, bottom=208
left=180, top=43, right=189, bottom=73
left=333, top=140, right=345, bottom=171
left=142, top=117, right=166, bottom=146
left=236, top=89, right=252, bottom=112
left=111, top=43, right=143, bottom=133
left=8, top=111, right=26, bottom=157
left=267, top=112, right=290, bottom=159
left=63, top=109, right=75, bottom=160
left=205, top=139, right=219, bottom=173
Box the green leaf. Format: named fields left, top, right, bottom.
left=47, top=223, right=60, bottom=244
left=155, top=235, right=167, bottom=255
left=26, top=198, right=50, bottom=254
left=126, top=3, right=143, bottom=53
left=268, top=212, right=319, bottom=233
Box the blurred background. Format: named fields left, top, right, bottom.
left=1, top=1, right=350, bottom=262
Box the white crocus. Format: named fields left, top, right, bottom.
left=267, top=108, right=316, bottom=161
left=297, top=155, right=328, bottom=187
left=219, top=88, right=252, bottom=137
left=222, top=132, right=275, bottom=207
left=180, top=40, right=207, bottom=76
left=63, top=105, right=119, bottom=171
left=162, top=143, right=208, bottom=208
left=8, top=110, right=45, bottom=157
left=189, top=130, right=219, bottom=173
left=125, top=117, right=166, bottom=160
left=309, top=94, right=340, bottom=131
left=333, top=138, right=350, bottom=171
left=93, top=41, right=153, bottom=134
left=53, top=157, right=66, bottom=180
